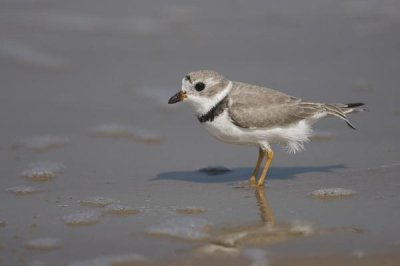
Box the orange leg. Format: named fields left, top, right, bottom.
left=249, top=148, right=265, bottom=186
left=257, top=149, right=274, bottom=187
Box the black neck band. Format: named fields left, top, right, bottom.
left=197, top=96, right=228, bottom=123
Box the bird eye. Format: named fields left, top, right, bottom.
left=194, top=82, right=205, bottom=91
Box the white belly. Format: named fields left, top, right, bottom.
left=203, top=111, right=246, bottom=144
left=202, top=110, right=313, bottom=153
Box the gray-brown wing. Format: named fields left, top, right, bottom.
left=228, top=82, right=322, bottom=128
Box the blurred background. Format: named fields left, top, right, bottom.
left=1, top=0, right=400, bottom=265
left=1, top=0, right=399, bottom=168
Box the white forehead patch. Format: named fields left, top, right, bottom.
left=181, top=78, right=190, bottom=92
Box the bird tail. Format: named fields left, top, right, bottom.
left=323, top=102, right=365, bottom=130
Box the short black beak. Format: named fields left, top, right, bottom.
left=168, top=91, right=187, bottom=104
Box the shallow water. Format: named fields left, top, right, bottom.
left=0, top=0, right=399, bottom=265
left=310, top=188, right=357, bottom=199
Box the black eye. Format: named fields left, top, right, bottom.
left=194, top=82, right=205, bottom=91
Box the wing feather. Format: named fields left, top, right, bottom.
left=228, top=82, right=322, bottom=128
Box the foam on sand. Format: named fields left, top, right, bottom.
left=62, top=211, right=101, bottom=226
left=290, top=220, right=314, bottom=236
left=196, top=243, right=240, bottom=256
left=25, top=237, right=63, bottom=251
left=311, top=188, right=357, bottom=199
left=147, top=217, right=212, bottom=240
left=21, top=161, right=65, bottom=182
left=102, top=204, right=139, bottom=216
left=175, top=207, right=207, bottom=215
left=6, top=186, right=42, bottom=195
left=78, top=196, right=119, bottom=208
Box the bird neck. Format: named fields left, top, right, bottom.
left=188, top=81, right=232, bottom=116
left=197, top=95, right=229, bottom=123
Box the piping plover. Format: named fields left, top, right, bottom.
left=168, top=70, right=365, bottom=186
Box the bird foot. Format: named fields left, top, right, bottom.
left=249, top=176, right=258, bottom=187
left=249, top=176, right=268, bottom=188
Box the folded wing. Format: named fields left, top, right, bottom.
left=228, top=82, right=324, bottom=129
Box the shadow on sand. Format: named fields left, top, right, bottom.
left=153, top=164, right=345, bottom=183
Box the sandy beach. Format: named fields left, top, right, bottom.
left=1, top=0, right=400, bottom=265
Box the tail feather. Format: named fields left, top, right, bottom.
left=338, top=102, right=366, bottom=114
left=324, top=103, right=365, bottom=130
left=345, top=102, right=365, bottom=108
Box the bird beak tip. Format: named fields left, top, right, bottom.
left=168, top=91, right=187, bottom=104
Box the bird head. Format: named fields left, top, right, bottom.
left=168, top=70, right=231, bottom=115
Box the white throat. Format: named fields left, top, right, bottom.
left=186, top=81, right=232, bottom=116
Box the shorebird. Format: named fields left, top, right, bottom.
left=168, top=70, right=365, bottom=186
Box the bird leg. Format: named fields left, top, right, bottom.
left=249, top=148, right=265, bottom=186
left=257, top=149, right=274, bottom=186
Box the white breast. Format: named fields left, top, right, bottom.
left=202, top=110, right=314, bottom=153
left=203, top=110, right=244, bottom=144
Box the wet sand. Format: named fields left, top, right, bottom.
left=1, top=0, right=400, bottom=265
left=151, top=253, right=400, bottom=266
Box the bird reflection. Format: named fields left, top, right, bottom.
left=197, top=186, right=361, bottom=254
left=255, top=187, right=275, bottom=226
